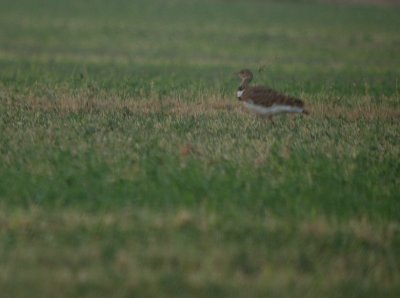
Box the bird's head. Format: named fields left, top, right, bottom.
left=237, top=69, right=253, bottom=82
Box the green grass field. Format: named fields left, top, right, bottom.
left=1, top=0, right=399, bottom=296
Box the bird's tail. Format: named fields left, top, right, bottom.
left=292, top=97, right=309, bottom=115
left=289, top=97, right=304, bottom=108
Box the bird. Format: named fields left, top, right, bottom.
left=236, top=69, right=308, bottom=121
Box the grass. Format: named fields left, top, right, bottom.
left=0, top=0, right=399, bottom=297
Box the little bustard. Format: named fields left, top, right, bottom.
left=236, top=69, right=308, bottom=121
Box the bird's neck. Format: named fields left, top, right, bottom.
left=240, top=78, right=251, bottom=89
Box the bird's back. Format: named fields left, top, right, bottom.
left=242, top=86, right=304, bottom=108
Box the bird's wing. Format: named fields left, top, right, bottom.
left=242, top=86, right=304, bottom=108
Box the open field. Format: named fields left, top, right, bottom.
left=0, top=0, right=399, bottom=297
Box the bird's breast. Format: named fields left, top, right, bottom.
left=236, top=89, right=244, bottom=100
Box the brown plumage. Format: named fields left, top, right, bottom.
left=240, top=85, right=304, bottom=108
left=236, top=69, right=309, bottom=119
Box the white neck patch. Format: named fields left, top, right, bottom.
left=237, top=90, right=244, bottom=98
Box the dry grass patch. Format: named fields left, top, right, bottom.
left=3, top=90, right=399, bottom=121
left=300, top=217, right=400, bottom=247
left=310, top=101, right=400, bottom=121
left=319, top=0, right=400, bottom=6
